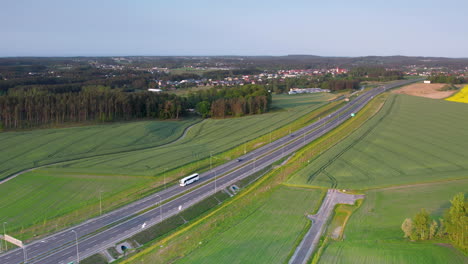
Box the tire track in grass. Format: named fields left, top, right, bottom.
left=308, top=95, right=397, bottom=188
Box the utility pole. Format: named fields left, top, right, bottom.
left=71, top=230, right=79, bottom=263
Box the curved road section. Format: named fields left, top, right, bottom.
left=0, top=79, right=418, bottom=264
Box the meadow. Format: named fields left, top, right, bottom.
left=0, top=93, right=334, bottom=236
left=318, top=179, right=468, bottom=264
left=0, top=118, right=199, bottom=180
left=41, top=93, right=334, bottom=177
left=177, top=186, right=323, bottom=264
left=121, top=90, right=390, bottom=264
left=446, top=85, right=468, bottom=103
left=0, top=171, right=152, bottom=240
left=289, top=94, right=468, bottom=189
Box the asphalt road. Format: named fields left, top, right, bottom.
left=0, top=79, right=418, bottom=264
left=288, top=190, right=365, bottom=264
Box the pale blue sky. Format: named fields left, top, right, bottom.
left=1, top=0, right=467, bottom=57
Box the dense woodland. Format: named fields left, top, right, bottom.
left=0, top=85, right=271, bottom=130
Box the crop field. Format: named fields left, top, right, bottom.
left=42, top=93, right=334, bottom=177
left=0, top=93, right=333, bottom=236
left=318, top=179, right=468, bottom=264
left=0, top=170, right=152, bottom=239
left=446, top=85, right=468, bottom=103
left=0, top=119, right=199, bottom=180
left=289, top=94, right=468, bottom=189
left=133, top=186, right=324, bottom=264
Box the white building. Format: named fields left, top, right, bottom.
left=148, top=88, right=163, bottom=92
left=288, top=88, right=330, bottom=95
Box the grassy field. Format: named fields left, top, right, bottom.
left=0, top=118, right=199, bottom=180
left=289, top=94, right=468, bottom=189
left=177, top=186, right=323, bottom=264
left=446, top=85, right=468, bottom=103
left=0, top=171, right=153, bottom=240
left=42, top=93, right=335, bottom=177
left=318, top=179, right=468, bottom=264
left=121, top=94, right=392, bottom=263
left=0, top=93, right=334, bottom=237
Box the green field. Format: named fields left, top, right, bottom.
left=289, top=94, right=468, bottom=189
left=133, top=186, right=324, bottom=264
left=41, top=93, right=334, bottom=177
left=0, top=171, right=152, bottom=240
left=0, top=93, right=333, bottom=236
left=318, top=179, right=468, bottom=264
left=0, top=119, right=199, bottom=180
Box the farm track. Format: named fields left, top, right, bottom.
left=308, top=94, right=396, bottom=188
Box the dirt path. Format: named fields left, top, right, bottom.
left=369, top=178, right=468, bottom=191
left=289, top=189, right=364, bottom=264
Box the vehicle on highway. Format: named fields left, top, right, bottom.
left=179, top=173, right=200, bottom=186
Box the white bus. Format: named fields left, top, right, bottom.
left=179, top=173, right=199, bottom=186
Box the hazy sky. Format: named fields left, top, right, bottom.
left=1, top=0, right=467, bottom=57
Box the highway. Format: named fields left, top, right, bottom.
left=0, top=79, right=418, bottom=264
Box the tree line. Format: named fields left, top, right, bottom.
left=189, top=85, right=271, bottom=118
left=349, top=66, right=404, bottom=81
left=429, top=74, right=466, bottom=84
left=0, top=85, right=271, bottom=130
left=401, top=192, right=467, bottom=251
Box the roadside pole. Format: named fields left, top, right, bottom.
left=99, top=190, right=103, bottom=216
left=71, top=230, right=79, bottom=263
left=155, top=194, right=162, bottom=223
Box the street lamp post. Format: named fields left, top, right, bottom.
left=155, top=194, right=162, bottom=223
left=71, top=230, right=79, bottom=263
left=23, top=245, right=27, bottom=264
left=164, top=168, right=168, bottom=190
left=210, top=151, right=214, bottom=173
left=3, top=222, right=7, bottom=251
left=210, top=154, right=220, bottom=193
left=303, top=130, right=306, bottom=146
left=214, top=170, right=217, bottom=193
left=99, top=190, right=103, bottom=216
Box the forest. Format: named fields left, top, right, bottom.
left=0, top=85, right=271, bottom=130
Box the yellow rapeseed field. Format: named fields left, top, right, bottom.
left=446, top=85, right=468, bottom=103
